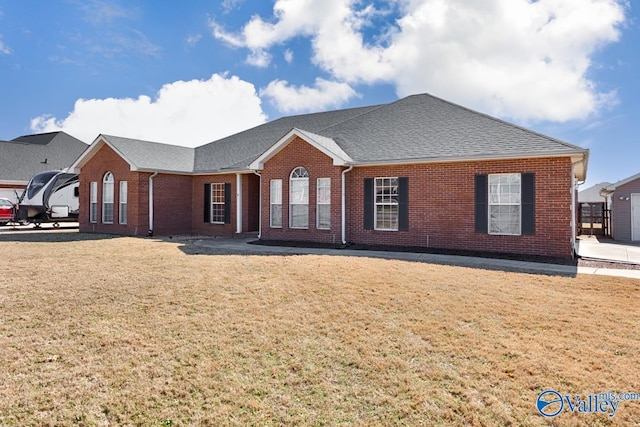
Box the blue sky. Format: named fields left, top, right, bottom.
left=0, top=0, right=637, bottom=187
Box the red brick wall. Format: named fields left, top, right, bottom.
left=78, top=143, right=146, bottom=235
left=78, top=142, right=191, bottom=236
left=152, top=173, right=192, bottom=236
left=346, top=157, right=574, bottom=258
left=259, top=137, right=345, bottom=245
left=191, top=174, right=236, bottom=237
left=260, top=137, right=574, bottom=258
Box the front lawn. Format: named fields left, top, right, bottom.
left=0, top=233, right=638, bottom=425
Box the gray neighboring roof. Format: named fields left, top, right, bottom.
left=603, top=172, right=640, bottom=192
left=578, top=182, right=611, bottom=203
left=101, top=135, right=195, bottom=173
left=0, top=131, right=88, bottom=182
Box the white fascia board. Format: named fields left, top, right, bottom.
left=191, top=169, right=254, bottom=176
left=249, top=128, right=351, bottom=170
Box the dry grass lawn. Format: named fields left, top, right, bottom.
left=0, top=231, right=639, bottom=426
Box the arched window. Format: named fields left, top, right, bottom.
left=102, top=172, right=114, bottom=224
left=290, top=167, right=309, bottom=228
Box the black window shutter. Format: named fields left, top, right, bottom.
left=224, top=183, right=232, bottom=224
left=398, top=177, right=409, bottom=231
left=521, top=173, right=535, bottom=235
left=204, top=183, right=211, bottom=223
left=475, top=174, right=488, bottom=233
left=364, top=178, right=374, bottom=230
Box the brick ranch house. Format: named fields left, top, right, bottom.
left=70, top=93, right=589, bottom=258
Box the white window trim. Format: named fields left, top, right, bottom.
left=270, top=179, right=282, bottom=228
left=102, top=172, right=114, bottom=224
left=210, top=183, right=225, bottom=224
left=289, top=167, right=309, bottom=229
left=316, top=177, right=331, bottom=230
left=488, top=173, right=522, bottom=236
left=89, top=181, right=97, bottom=223
left=374, top=177, right=399, bottom=231
left=119, top=181, right=128, bottom=225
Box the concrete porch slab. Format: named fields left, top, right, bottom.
left=576, top=235, right=640, bottom=265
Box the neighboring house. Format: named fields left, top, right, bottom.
left=70, top=93, right=589, bottom=258
left=0, top=131, right=88, bottom=202
left=577, top=182, right=611, bottom=236
left=600, top=173, right=640, bottom=242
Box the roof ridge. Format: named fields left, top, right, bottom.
left=316, top=103, right=388, bottom=133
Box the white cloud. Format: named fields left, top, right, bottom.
left=30, top=74, right=267, bottom=147
left=186, top=34, right=202, bottom=47
left=246, top=49, right=271, bottom=67
left=211, top=0, right=627, bottom=122
left=260, top=78, right=358, bottom=113
left=283, top=48, right=293, bottom=63
left=221, top=0, right=244, bottom=13
left=0, top=35, right=10, bottom=54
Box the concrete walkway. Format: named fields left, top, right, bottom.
left=576, top=235, right=640, bottom=265
left=191, top=237, right=640, bottom=279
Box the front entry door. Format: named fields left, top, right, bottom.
left=632, top=194, right=640, bottom=241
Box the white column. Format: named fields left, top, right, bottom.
left=236, top=173, right=242, bottom=234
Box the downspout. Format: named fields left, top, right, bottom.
left=570, top=163, right=577, bottom=257
left=341, top=164, right=354, bottom=246
left=236, top=173, right=242, bottom=234
left=148, top=170, right=159, bottom=236
left=570, top=159, right=586, bottom=258
left=253, top=170, right=262, bottom=239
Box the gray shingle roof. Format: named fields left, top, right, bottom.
left=316, top=94, right=587, bottom=163
left=75, top=93, right=588, bottom=175
left=102, top=135, right=195, bottom=173
left=0, top=132, right=88, bottom=182
left=193, top=105, right=379, bottom=172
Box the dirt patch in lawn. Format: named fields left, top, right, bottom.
left=1, top=234, right=639, bottom=425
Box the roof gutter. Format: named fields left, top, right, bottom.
left=148, top=170, right=159, bottom=236
left=341, top=164, right=354, bottom=246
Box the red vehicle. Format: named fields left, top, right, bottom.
left=0, top=198, right=16, bottom=225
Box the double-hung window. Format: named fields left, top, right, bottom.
left=488, top=174, right=521, bottom=235
left=290, top=167, right=309, bottom=228
left=89, top=182, right=97, bottom=223
left=375, top=177, right=399, bottom=231
left=270, top=179, right=282, bottom=228
left=102, top=172, right=114, bottom=224
left=210, top=183, right=226, bottom=224
left=203, top=183, right=231, bottom=224
left=317, top=178, right=331, bottom=229
left=119, top=181, right=128, bottom=225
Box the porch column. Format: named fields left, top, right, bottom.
left=236, top=173, right=242, bottom=234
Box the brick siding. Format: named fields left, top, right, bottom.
left=259, top=136, right=345, bottom=245
left=260, top=137, right=575, bottom=258
left=81, top=137, right=576, bottom=258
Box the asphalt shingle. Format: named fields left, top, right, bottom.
left=0, top=132, right=88, bottom=182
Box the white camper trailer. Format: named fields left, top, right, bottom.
left=16, top=170, right=79, bottom=227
